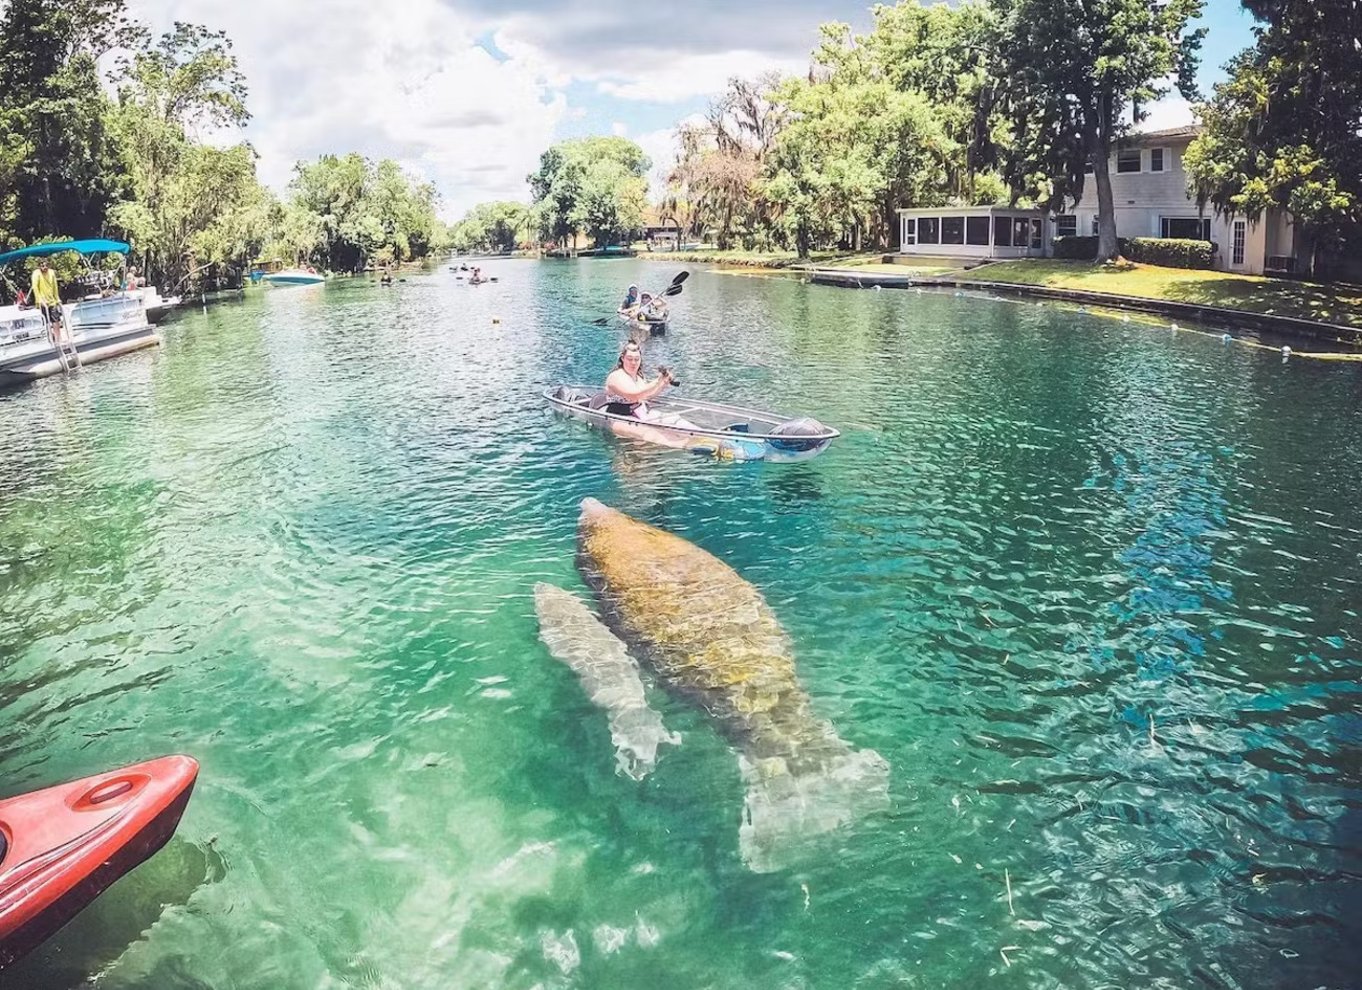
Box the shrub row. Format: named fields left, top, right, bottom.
left=1052, top=235, right=1215, bottom=269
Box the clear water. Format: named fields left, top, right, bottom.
left=1, top=262, right=1359, bottom=989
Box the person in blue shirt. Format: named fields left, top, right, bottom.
left=618, top=284, right=639, bottom=314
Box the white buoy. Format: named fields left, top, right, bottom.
left=1282, top=346, right=1291, bottom=359
left=1222, top=333, right=1231, bottom=343
left=874, top=285, right=882, bottom=291
left=1171, top=323, right=1179, bottom=332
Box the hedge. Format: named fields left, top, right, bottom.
left=1051, top=234, right=1215, bottom=270
left=1124, top=237, right=1215, bottom=269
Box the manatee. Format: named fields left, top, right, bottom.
left=574, top=497, right=889, bottom=872
left=534, top=582, right=679, bottom=781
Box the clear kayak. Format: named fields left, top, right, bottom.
left=545, top=386, right=839, bottom=461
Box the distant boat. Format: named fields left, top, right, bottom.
left=261, top=269, right=325, bottom=286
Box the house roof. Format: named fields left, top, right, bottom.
left=1128, top=125, right=1202, bottom=146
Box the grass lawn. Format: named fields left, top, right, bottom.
left=956, top=260, right=1362, bottom=329
left=640, top=248, right=881, bottom=269
left=824, top=258, right=961, bottom=276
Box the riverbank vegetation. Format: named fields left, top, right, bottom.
left=0, top=0, right=445, bottom=296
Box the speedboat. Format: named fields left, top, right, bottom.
left=0, top=755, right=199, bottom=967
left=545, top=387, right=839, bottom=461
left=261, top=268, right=324, bottom=286
left=0, top=239, right=161, bottom=389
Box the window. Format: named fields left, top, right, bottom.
left=1092, top=215, right=1100, bottom=235
left=1055, top=215, right=1078, bottom=238
left=918, top=217, right=941, bottom=245
left=903, top=217, right=916, bottom=246
left=994, top=216, right=1012, bottom=247
left=1117, top=148, right=1142, bottom=173
left=1031, top=218, right=1043, bottom=249
left=1150, top=148, right=1166, bottom=173
left=1013, top=218, right=1031, bottom=248
left=1232, top=220, right=1246, bottom=266
left=942, top=217, right=965, bottom=245
left=1161, top=217, right=1212, bottom=240
left=966, top=216, right=991, bottom=246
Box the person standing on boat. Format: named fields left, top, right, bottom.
left=31, top=259, right=63, bottom=337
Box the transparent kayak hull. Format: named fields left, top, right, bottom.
left=544, top=386, right=839, bottom=462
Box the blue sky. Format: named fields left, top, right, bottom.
left=133, top=0, right=1263, bottom=217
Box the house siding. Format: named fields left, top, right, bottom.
left=1060, top=138, right=1284, bottom=275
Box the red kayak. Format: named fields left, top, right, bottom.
left=0, top=755, right=198, bottom=967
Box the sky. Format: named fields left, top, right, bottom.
left=127, top=0, right=1261, bottom=220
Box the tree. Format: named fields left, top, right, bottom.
left=0, top=0, right=134, bottom=241
left=108, top=18, right=259, bottom=286
left=1184, top=0, right=1362, bottom=275
left=284, top=154, right=442, bottom=269
left=990, top=0, right=1206, bottom=261
left=527, top=137, right=649, bottom=249
left=451, top=201, right=531, bottom=254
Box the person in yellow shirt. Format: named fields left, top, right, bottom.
left=30, top=259, right=63, bottom=337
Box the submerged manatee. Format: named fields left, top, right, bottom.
left=535, top=582, right=679, bottom=781
left=574, top=497, right=889, bottom=872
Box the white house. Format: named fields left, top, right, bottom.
left=896, top=205, right=1051, bottom=260
left=1058, top=126, right=1295, bottom=275
left=897, top=126, right=1298, bottom=275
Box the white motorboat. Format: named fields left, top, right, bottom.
left=0, top=239, right=161, bottom=389
left=261, top=268, right=325, bottom=286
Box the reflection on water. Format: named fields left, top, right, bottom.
left=0, top=261, right=1359, bottom=988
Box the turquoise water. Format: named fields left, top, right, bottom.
left=1, top=262, right=1359, bottom=989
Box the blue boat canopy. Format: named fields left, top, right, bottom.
left=0, top=239, right=130, bottom=265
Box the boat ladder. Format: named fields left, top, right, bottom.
left=48, top=316, right=82, bottom=374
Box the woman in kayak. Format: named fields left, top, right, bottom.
left=603, top=341, right=698, bottom=431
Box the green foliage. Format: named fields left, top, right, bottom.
left=106, top=14, right=265, bottom=289
left=1051, top=236, right=1103, bottom=260
left=281, top=154, right=441, bottom=270
left=1184, top=0, right=1361, bottom=274
left=990, top=0, right=1206, bottom=260
left=1124, top=237, right=1214, bottom=270
left=527, top=136, right=650, bottom=249
left=450, top=201, right=530, bottom=254
left=0, top=0, right=132, bottom=241
left=1052, top=235, right=1214, bottom=269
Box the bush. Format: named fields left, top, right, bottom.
left=1051, top=234, right=1215, bottom=269
left=1052, top=235, right=1103, bottom=260
left=1123, top=237, right=1215, bottom=270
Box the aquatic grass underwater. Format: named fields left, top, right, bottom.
left=0, top=261, right=1359, bottom=988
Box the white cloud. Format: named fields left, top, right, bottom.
left=1139, top=93, right=1198, bottom=132
left=590, top=51, right=807, bottom=103
left=611, top=121, right=629, bottom=137
left=129, top=0, right=568, bottom=217
left=123, top=0, right=845, bottom=216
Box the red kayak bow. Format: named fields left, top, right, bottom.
left=0, top=755, right=198, bottom=967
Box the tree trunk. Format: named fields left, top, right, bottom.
left=1090, top=94, right=1121, bottom=263
left=1092, top=153, right=1120, bottom=262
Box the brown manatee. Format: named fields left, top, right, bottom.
left=575, top=497, right=889, bottom=872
